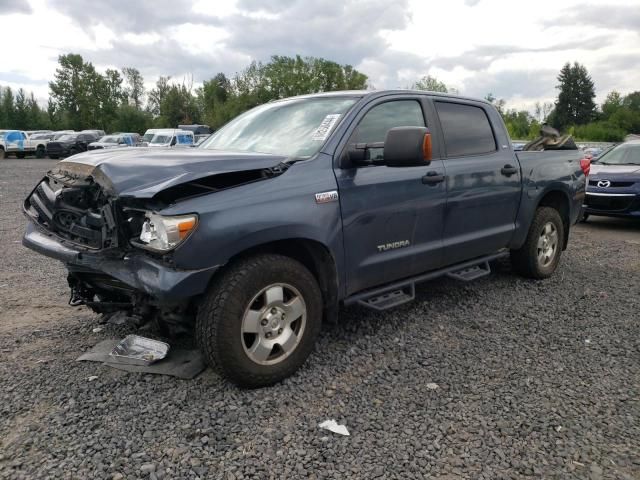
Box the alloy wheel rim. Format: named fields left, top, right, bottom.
left=241, top=283, right=307, bottom=365
left=537, top=222, right=558, bottom=268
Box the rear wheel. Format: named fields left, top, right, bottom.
left=196, top=254, right=322, bottom=388
left=511, top=207, right=564, bottom=279
left=36, top=145, right=46, bottom=159
left=0, top=147, right=6, bottom=159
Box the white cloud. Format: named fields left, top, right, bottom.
left=1, top=0, right=639, bottom=112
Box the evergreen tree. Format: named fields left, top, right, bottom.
left=553, top=62, right=596, bottom=129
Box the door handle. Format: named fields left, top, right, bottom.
left=501, top=164, right=518, bottom=176
left=422, top=171, right=445, bottom=185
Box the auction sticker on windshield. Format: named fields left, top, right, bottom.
left=312, top=114, right=341, bottom=141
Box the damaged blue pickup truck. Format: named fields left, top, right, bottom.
left=23, top=90, right=588, bottom=387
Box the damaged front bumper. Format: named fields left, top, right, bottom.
left=23, top=220, right=219, bottom=303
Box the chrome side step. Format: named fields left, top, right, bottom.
left=345, top=251, right=507, bottom=311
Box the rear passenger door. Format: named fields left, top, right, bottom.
left=433, top=100, right=521, bottom=264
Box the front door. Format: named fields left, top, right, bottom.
left=433, top=100, right=521, bottom=264
left=335, top=98, right=447, bottom=295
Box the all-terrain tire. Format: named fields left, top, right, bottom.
left=196, top=254, right=322, bottom=388
left=511, top=207, right=564, bottom=279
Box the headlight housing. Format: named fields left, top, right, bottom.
left=138, top=213, right=198, bottom=252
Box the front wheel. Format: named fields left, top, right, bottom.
left=36, top=146, right=46, bottom=159
left=0, top=147, right=6, bottom=159
left=196, top=254, right=322, bottom=388
left=511, top=207, right=564, bottom=279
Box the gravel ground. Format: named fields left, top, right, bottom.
left=1, top=158, right=639, bottom=479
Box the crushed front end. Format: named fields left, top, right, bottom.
left=22, top=167, right=217, bottom=332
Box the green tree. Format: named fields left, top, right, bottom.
left=1, top=87, right=15, bottom=128
left=122, top=67, right=145, bottom=109
left=112, top=104, right=153, bottom=133
left=147, top=76, right=172, bottom=116
left=485, top=93, right=506, bottom=115
left=49, top=53, right=104, bottom=130
left=601, top=91, right=623, bottom=119
left=553, top=62, right=596, bottom=129
left=413, top=75, right=450, bottom=93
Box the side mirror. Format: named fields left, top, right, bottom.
left=384, top=127, right=432, bottom=167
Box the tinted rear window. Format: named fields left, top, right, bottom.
left=435, top=102, right=496, bottom=157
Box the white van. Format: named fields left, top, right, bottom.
left=142, top=128, right=160, bottom=145
left=147, top=129, right=195, bottom=148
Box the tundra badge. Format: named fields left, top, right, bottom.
left=315, top=191, right=339, bottom=204
left=377, top=240, right=411, bottom=252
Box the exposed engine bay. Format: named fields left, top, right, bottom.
left=23, top=161, right=289, bottom=334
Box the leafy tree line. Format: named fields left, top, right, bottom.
left=1, top=55, right=638, bottom=142
left=0, top=53, right=368, bottom=134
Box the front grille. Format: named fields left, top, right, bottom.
left=25, top=177, right=118, bottom=249
left=588, top=179, right=635, bottom=187
left=585, top=194, right=636, bottom=211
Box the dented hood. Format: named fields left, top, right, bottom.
left=53, top=148, right=287, bottom=197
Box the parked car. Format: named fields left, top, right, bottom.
left=148, top=129, right=194, bottom=148
left=0, top=130, right=50, bottom=158
left=26, top=130, right=53, bottom=137
left=23, top=90, right=587, bottom=387
left=178, top=124, right=212, bottom=136
left=583, top=140, right=640, bottom=220
left=88, top=134, right=137, bottom=150
left=46, top=132, right=99, bottom=159
left=53, top=131, right=75, bottom=140
left=142, top=128, right=160, bottom=145
left=81, top=129, right=106, bottom=138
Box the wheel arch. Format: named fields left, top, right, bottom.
left=213, top=238, right=340, bottom=323
left=535, top=189, right=571, bottom=250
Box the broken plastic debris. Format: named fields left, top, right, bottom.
left=555, top=425, right=563, bottom=432
left=92, top=327, right=103, bottom=333
left=87, top=376, right=99, bottom=381
left=319, top=419, right=350, bottom=436
left=585, top=339, right=591, bottom=344
left=426, top=383, right=439, bottom=390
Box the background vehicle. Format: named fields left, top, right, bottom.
left=46, top=132, right=99, bottom=159
left=142, top=128, right=160, bottom=145
left=88, top=134, right=137, bottom=150
left=23, top=90, right=587, bottom=387
left=178, top=124, right=212, bottom=137
left=583, top=140, right=640, bottom=220
left=81, top=129, right=106, bottom=138
left=0, top=130, right=49, bottom=158
left=148, top=129, right=194, bottom=148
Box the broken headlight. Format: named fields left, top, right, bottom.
left=138, top=213, right=198, bottom=252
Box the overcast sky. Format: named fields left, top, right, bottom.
left=1, top=0, right=639, bottom=112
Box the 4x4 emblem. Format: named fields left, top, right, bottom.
left=597, top=180, right=611, bottom=188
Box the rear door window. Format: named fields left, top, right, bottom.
left=435, top=102, right=496, bottom=157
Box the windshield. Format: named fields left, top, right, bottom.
left=150, top=134, right=171, bottom=144
left=58, top=134, right=76, bottom=142
left=142, top=133, right=155, bottom=142
left=597, top=143, right=640, bottom=165
left=99, top=135, right=120, bottom=143
left=200, top=96, right=359, bottom=157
